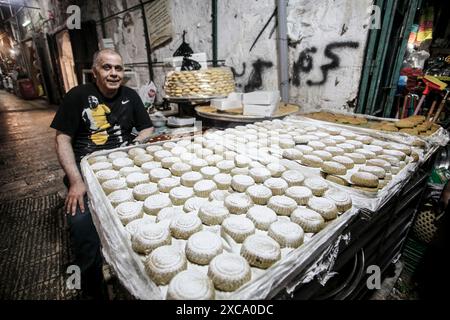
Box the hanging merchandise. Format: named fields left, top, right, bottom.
left=415, top=6, right=434, bottom=50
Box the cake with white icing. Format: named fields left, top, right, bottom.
left=167, top=270, right=215, bottom=300
left=321, top=161, right=347, bottom=175
left=245, top=185, right=272, bottom=205
left=355, top=148, right=376, bottom=159
left=336, top=143, right=356, bottom=153
left=350, top=172, right=379, bottom=188
left=216, top=160, right=236, bottom=173
left=144, top=245, right=186, bottom=285
left=208, top=253, right=251, bottom=292
left=231, top=175, right=255, bottom=193
left=240, top=234, right=281, bottom=269
left=346, top=153, right=367, bottom=164
left=200, top=166, right=220, bottom=180
left=115, top=201, right=143, bottom=225
left=268, top=221, right=304, bottom=248
left=222, top=215, right=255, bottom=243
left=301, top=155, right=324, bottom=168
left=359, top=165, right=386, bottom=179
left=332, top=156, right=355, bottom=169
left=364, top=145, right=383, bottom=155
left=290, top=207, right=325, bottom=233
left=209, top=190, right=231, bottom=202
left=131, top=223, right=171, bottom=254
left=170, top=214, right=202, bottom=239
left=234, top=155, right=251, bottom=168
left=193, top=180, right=217, bottom=197
left=146, top=145, right=163, bottom=155
left=189, top=158, right=209, bottom=171
left=186, top=231, right=223, bottom=265
left=153, top=150, right=173, bottom=162
left=246, top=206, right=277, bottom=230
left=133, top=183, right=159, bottom=201
left=324, top=146, right=345, bottom=157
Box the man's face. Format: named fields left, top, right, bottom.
left=93, top=52, right=124, bottom=96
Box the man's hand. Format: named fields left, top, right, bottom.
left=66, top=180, right=87, bottom=216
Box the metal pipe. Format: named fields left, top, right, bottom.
left=211, top=0, right=218, bottom=67
left=139, top=0, right=154, bottom=80
left=97, top=0, right=106, bottom=38
left=276, top=0, right=289, bottom=102
left=96, top=0, right=156, bottom=24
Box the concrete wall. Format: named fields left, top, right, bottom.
left=20, top=0, right=373, bottom=111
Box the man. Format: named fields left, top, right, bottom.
left=50, top=49, right=153, bottom=299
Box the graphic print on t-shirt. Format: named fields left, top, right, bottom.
left=82, top=95, right=115, bottom=145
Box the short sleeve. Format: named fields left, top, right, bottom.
left=50, top=87, right=82, bottom=137
left=130, top=90, right=152, bottom=131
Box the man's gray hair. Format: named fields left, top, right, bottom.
left=92, top=49, right=123, bottom=68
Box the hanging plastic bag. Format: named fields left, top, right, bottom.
left=138, top=81, right=157, bottom=109
left=173, top=30, right=194, bottom=57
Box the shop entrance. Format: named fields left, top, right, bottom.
left=55, top=30, right=78, bottom=93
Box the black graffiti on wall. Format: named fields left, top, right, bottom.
left=293, top=41, right=360, bottom=87
left=243, top=59, right=274, bottom=93
left=231, top=41, right=359, bottom=91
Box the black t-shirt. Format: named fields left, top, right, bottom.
left=50, top=83, right=152, bottom=162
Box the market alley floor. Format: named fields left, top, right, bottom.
left=0, top=90, right=81, bottom=299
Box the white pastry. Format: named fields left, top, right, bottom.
left=144, top=245, right=186, bottom=285
left=108, top=151, right=128, bottom=160
left=141, top=161, right=162, bottom=173
left=157, top=177, right=180, bottom=193
left=186, top=231, right=223, bottom=265
left=246, top=206, right=277, bottom=230
left=249, top=167, right=272, bottom=184
left=267, top=195, right=298, bottom=216
left=307, top=197, right=338, bottom=220
left=240, top=234, right=281, bottom=269
left=224, top=193, right=253, bottom=214
left=200, top=166, right=220, bottom=179
left=169, top=186, right=194, bottom=205
left=181, top=171, right=203, bottom=187
left=216, top=160, right=236, bottom=173
left=108, top=189, right=133, bottom=207
left=304, top=177, right=329, bottom=196
left=183, top=197, right=209, bottom=213
left=161, top=156, right=181, bottom=169
left=301, top=155, right=324, bottom=168
left=222, top=215, right=255, bottom=243
left=170, top=214, right=202, bottom=239
left=96, top=169, right=119, bottom=184
left=126, top=172, right=150, bottom=188
left=291, top=207, right=325, bottom=233
left=234, top=155, right=251, bottom=168
left=295, top=145, right=314, bottom=155
left=134, top=154, right=154, bottom=167
left=285, top=186, right=313, bottom=205
left=119, top=166, right=143, bottom=177
left=133, top=183, right=159, bottom=201
left=170, top=162, right=192, bottom=177
left=268, top=221, right=304, bottom=248
left=102, top=179, right=127, bottom=195
left=115, top=201, right=143, bottom=225
left=154, top=150, right=173, bottom=162
left=336, top=143, right=355, bottom=153
left=246, top=185, right=272, bottom=205
left=132, top=223, right=171, bottom=254
left=264, top=178, right=289, bottom=196
left=209, top=190, right=231, bottom=202
left=112, top=157, right=134, bottom=170
left=208, top=253, right=251, bottom=292
left=156, top=207, right=184, bottom=223
left=332, top=156, right=355, bottom=169
left=194, top=180, right=217, bottom=197
left=198, top=204, right=230, bottom=226
left=143, top=194, right=172, bottom=215
left=359, top=166, right=386, bottom=179
left=231, top=175, right=255, bottom=192
left=324, top=146, right=345, bottom=157
left=324, top=189, right=352, bottom=213
left=146, top=145, right=163, bottom=155
left=167, top=270, right=215, bottom=300
left=149, top=168, right=171, bottom=183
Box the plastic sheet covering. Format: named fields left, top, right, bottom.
left=285, top=233, right=351, bottom=296
left=80, top=143, right=358, bottom=300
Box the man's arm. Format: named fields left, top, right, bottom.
left=55, top=130, right=86, bottom=215
left=133, top=127, right=154, bottom=144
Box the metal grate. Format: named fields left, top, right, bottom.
left=0, top=193, right=82, bottom=299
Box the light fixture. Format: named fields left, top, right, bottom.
left=22, top=20, right=31, bottom=27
